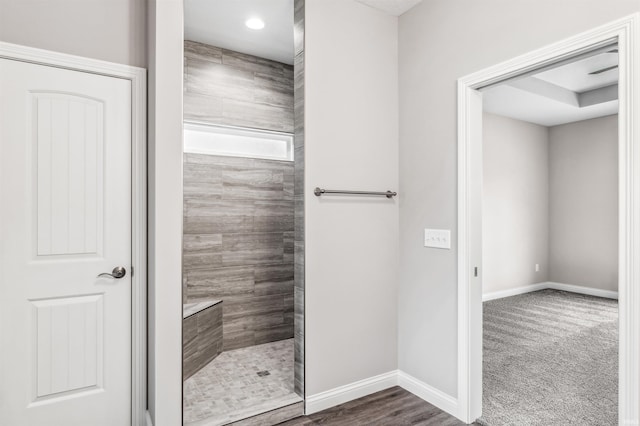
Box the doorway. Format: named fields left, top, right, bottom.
left=457, top=14, right=640, bottom=425
left=180, top=1, right=305, bottom=425
left=480, top=51, right=619, bottom=423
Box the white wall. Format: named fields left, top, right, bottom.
left=147, top=0, right=183, bottom=424
left=398, top=0, right=638, bottom=398
left=0, top=0, right=146, bottom=67
left=483, top=113, right=549, bottom=294
left=305, top=0, right=399, bottom=396
left=549, top=115, right=618, bottom=291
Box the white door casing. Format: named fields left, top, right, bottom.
left=457, top=88, right=483, bottom=423
left=0, top=56, right=137, bottom=425
left=457, top=13, right=640, bottom=425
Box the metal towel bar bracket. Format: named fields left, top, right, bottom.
left=314, top=187, right=397, bottom=199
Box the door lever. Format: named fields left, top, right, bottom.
left=98, top=266, right=127, bottom=279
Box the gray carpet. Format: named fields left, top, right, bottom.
left=479, top=289, right=618, bottom=426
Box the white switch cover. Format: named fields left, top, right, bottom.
left=424, top=229, right=451, bottom=249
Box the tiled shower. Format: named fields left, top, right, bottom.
left=181, top=39, right=301, bottom=425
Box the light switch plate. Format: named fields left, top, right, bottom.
left=424, top=229, right=451, bottom=249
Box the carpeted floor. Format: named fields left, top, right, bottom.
left=480, top=289, right=618, bottom=426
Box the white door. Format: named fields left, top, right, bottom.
left=0, top=58, right=132, bottom=425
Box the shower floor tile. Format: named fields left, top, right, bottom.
left=184, top=338, right=301, bottom=425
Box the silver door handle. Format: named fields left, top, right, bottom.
left=98, top=266, right=127, bottom=279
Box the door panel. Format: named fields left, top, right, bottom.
left=34, top=93, right=103, bottom=257
left=0, top=58, right=132, bottom=426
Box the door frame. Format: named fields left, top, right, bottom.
left=0, top=42, right=148, bottom=426
left=457, top=14, right=640, bottom=424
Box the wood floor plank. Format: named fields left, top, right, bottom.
left=277, top=387, right=469, bottom=426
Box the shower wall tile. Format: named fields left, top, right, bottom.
left=184, top=41, right=222, bottom=64
left=254, top=264, right=295, bottom=296
left=183, top=163, right=223, bottom=199
left=184, top=199, right=255, bottom=234
left=186, top=58, right=255, bottom=101
left=183, top=302, right=223, bottom=380
left=183, top=234, right=223, bottom=270
left=222, top=233, right=285, bottom=267
left=221, top=167, right=285, bottom=200
left=186, top=266, right=255, bottom=299
left=184, top=41, right=293, bottom=133
left=283, top=231, right=295, bottom=264
left=184, top=154, right=294, bottom=351
left=222, top=48, right=288, bottom=77
left=222, top=99, right=293, bottom=133
left=183, top=41, right=295, bottom=351
left=255, top=325, right=294, bottom=346
left=254, top=201, right=295, bottom=232
left=183, top=92, right=223, bottom=124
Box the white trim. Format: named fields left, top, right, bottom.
left=482, top=282, right=618, bottom=302
left=482, top=283, right=549, bottom=302
left=546, top=282, right=619, bottom=300
left=458, top=14, right=640, bottom=425
left=397, top=371, right=459, bottom=419
left=0, top=41, right=148, bottom=426
left=304, top=371, right=398, bottom=415
left=303, top=370, right=462, bottom=421
left=146, top=411, right=154, bottom=426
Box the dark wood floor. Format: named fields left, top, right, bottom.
left=277, top=387, right=468, bottom=426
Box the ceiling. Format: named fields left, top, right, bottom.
left=483, top=49, right=619, bottom=127
left=184, top=0, right=294, bottom=65
left=355, top=0, right=423, bottom=16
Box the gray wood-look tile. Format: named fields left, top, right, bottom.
left=222, top=98, right=294, bottom=133
left=184, top=199, right=255, bottom=235
left=185, top=152, right=253, bottom=167
left=294, top=0, right=305, bottom=57
left=185, top=40, right=223, bottom=64
left=183, top=303, right=223, bottom=380
left=183, top=41, right=293, bottom=134
left=283, top=231, right=294, bottom=264
left=186, top=266, right=255, bottom=299
left=183, top=161, right=223, bottom=198
left=255, top=324, right=294, bottom=346
left=254, top=264, right=294, bottom=296
left=222, top=233, right=284, bottom=267
left=254, top=201, right=295, bottom=233
left=183, top=234, right=223, bottom=270
left=222, top=48, right=287, bottom=76
left=222, top=167, right=284, bottom=200
left=183, top=42, right=296, bottom=352
left=255, top=74, right=295, bottom=108
left=223, top=294, right=284, bottom=319
left=186, top=58, right=256, bottom=101
left=184, top=92, right=224, bottom=124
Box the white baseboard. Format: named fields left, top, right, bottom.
left=397, top=371, right=459, bottom=420
left=304, top=370, right=462, bottom=422
left=546, top=281, right=618, bottom=300
left=305, top=370, right=398, bottom=415
left=145, top=410, right=153, bottom=426
left=482, top=282, right=548, bottom=301
left=483, top=281, right=618, bottom=301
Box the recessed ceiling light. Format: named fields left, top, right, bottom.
left=245, top=18, right=265, bottom=30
